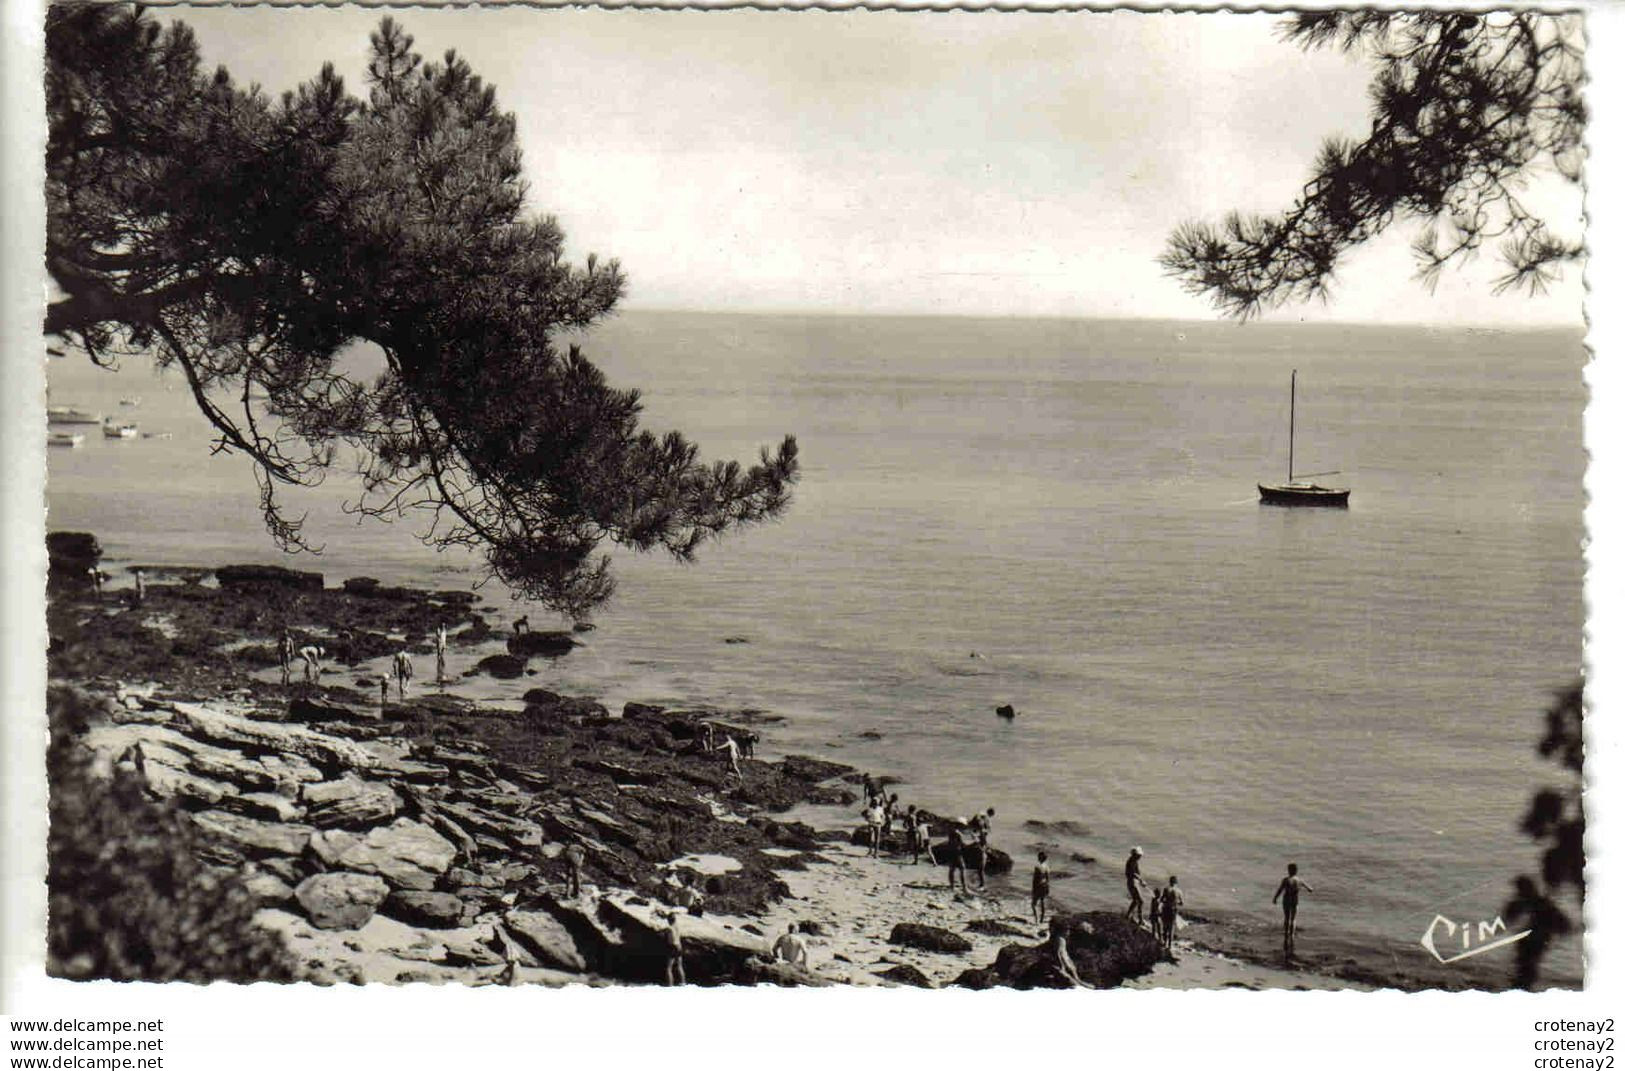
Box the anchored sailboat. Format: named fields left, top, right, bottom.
left=1258, top=370, right=1350, bottom=507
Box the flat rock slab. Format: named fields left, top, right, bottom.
left=302, top=774, right=402, bottom=829
left=167, top=701, right=379, bottom=771
left=190, top=810, right=315, bottom=863
left=331, top=818, right=457, bottom=891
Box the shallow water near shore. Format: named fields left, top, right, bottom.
left=46, top=310, right=1586, bottom=988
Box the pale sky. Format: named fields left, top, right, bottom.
left=173, top=6, right=1587, bottom=326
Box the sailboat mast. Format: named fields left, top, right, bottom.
left=1288, top=369, right=1296, bottom=483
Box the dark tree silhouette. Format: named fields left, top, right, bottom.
left=1506, top=683, right=1584, bottom=989
left=46, top=7, right=799, bottom=617
left=1161, top=11, right=1584, bottom=319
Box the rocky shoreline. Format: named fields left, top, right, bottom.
left=45, top=536, right=1381, bottom=990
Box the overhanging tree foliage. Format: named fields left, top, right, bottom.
left=1161, top=11, right=1585, bottom=318
left=1505, top=684, right=1584, bottom=989
left=46, top=7, right=799, bottom=617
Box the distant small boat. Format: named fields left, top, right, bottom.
left=1258, top=370, right=1350, bottom=507
left=119, top=397, right=141, bottom=408
left=47, top=406, right=101, bottom=425
left=102, top=419, right=139, bottom=439
left=48, top=431, right=85, bottom=448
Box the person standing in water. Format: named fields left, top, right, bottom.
left=1031, top=850, right=1051, bottom=924
left=1124, top=847, right=1148, bottom=925
left=1272, top=862, right=1314, bottom=960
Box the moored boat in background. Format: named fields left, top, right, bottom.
left=1258, top=369, right=1350, bottom=508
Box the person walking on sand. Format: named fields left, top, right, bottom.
left=1124, top=846, right=1148, bottom=925
left=1159, top=876, right=1183, bottom=955
left=863, top=799, right=885, bottom=857
left=434, top=624, right=448, bottom=685
left=1273, top=862, right=1314, bottom=960
left=392, top=649, right=413, bottom=700
left=915, top=814, right=935, bottom=866
left=1031, top=850, right=1052, bottom=924
left=297, top=644, right=324, bottom=684
left=564, top=842, right=587, bottom=898
left=773, top=922, right=810, bottom=970
left=945, top=825, right=970, bottom=893
left=662, top=910, right=686, bottom=986
left=903, top=805, right=919, bottom=862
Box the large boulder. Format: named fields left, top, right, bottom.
left=473, top=654, right=527, bottom=680
left=889, top=923, right=973, bottom=954
left=215, top=564, right=323, bottom=590
left=502, top=909, right=590, bottom=973
left=302, top=775, right=402, bottom=829
left=521, top=689, right=608, bottom=719
left=294, top=872, right=389, bottom=930
left=330, top=818, right=457, bottom=891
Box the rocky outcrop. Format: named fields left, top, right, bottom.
left=952, top=912, right=1159, bottom=990
left=878, top=963, right=935, bottom=987
left=508, top=632, right=576, bottom=658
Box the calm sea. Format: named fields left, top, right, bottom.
left=45, top=311, right=1586, bottom=986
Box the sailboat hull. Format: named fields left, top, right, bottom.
left=1258, top=483, right=1350, bottom=507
